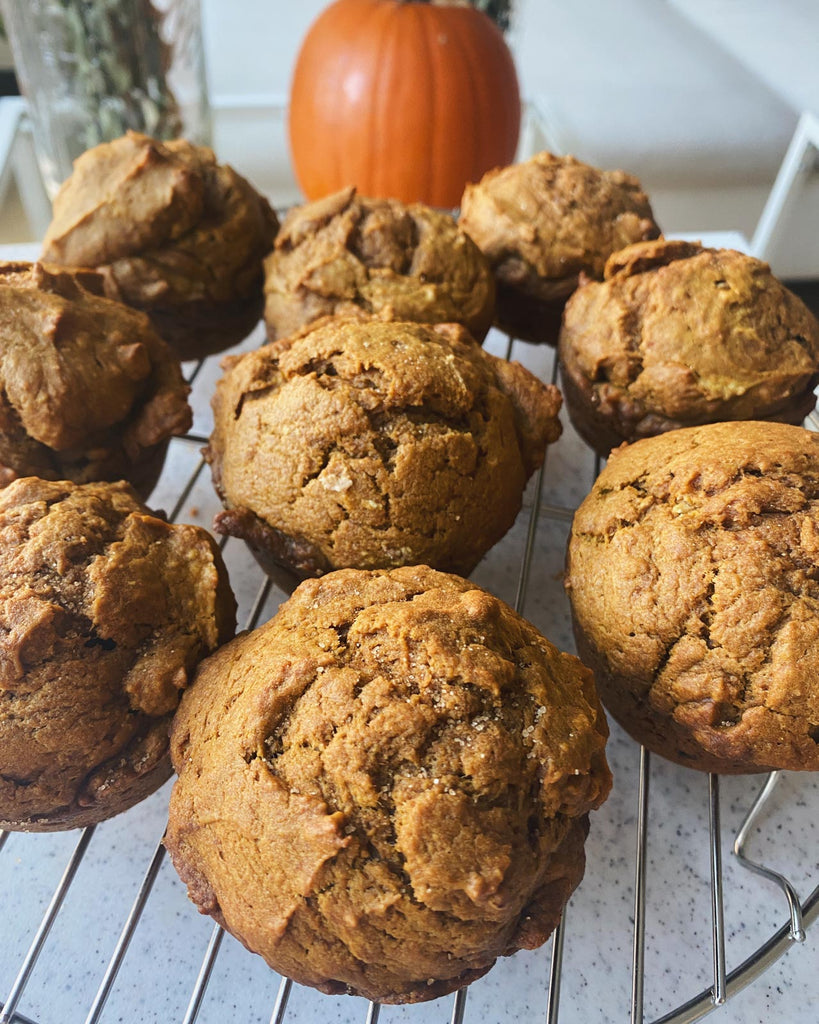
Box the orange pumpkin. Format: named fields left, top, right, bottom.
left=288, top=0, right=521, bottom=208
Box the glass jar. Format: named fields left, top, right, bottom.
left=0, top=0, right=211, bottom=197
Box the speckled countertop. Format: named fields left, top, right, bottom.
left=0, top=244, right=817, bottom=1024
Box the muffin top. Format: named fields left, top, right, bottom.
left=559, top=239, right=819, bottom=448
left=566, top=420, right=819, bottom=773
left=167, top=565, right=611, bottom=1002
left=0, top=261, right=190, bottom=490
left=0, top=477, right=237, bottom=830
left=41, top=131, right=279, bottom=310
left=207, top=315, right=562, bottom=578
left=263, top=187, right=495, bottom=341
left=459, top=151, right=660, bottom=300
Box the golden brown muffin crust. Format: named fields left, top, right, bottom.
left=41, top=132, right=279, bottom=358
left=166, top=566, right=611, bottom=1003
left=41, top=130, right=205, bottom=266
left=0, top=261, right=191, bottom=497
left=263, top=187, right=496, bottom=342
left=460, top=152, right=660, bottom=287
left=566, top=421, right=819, bottom=773
left=558, top=239, right=819, bottom=455
left=0, top=477, right=237, bottom=831
left=206, top=316, right=562, bottom=579
left=459, top=152, right=660, bottom=344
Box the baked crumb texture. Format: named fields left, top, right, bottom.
left=459, top=151, right=660, bottom=345
left=167, top=565, right=611, bottom=1003
left=0, top=260, right=191, bottom=499
left=566, top=420, right=819, bottom=773
left=0, top=477, right=237, bottom=831
left=206, top=316, right=562, bottom=582
left=559, top=239, right=819, bottom=456
left=263, top=187, right=496, bottom=343
left=41, top=131, right=279, bottom=359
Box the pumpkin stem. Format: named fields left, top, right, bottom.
left=400, top=0, right=513, bottom=32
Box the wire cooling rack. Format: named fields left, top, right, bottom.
left=0, top=326, right=817, bottom=1024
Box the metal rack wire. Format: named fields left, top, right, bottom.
left=0, top=333, right=817, bottom=1024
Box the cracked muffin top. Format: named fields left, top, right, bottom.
left=558, top=239, right=819, bottom=455
left=263, top=187, right=495, bottom=342
left=0, top=260, right=191, bottom=498
left=0, top=477, right=236, bottom=831
left=206, top=315, right=562, bottom=581
left=41, top=131, right=279, bottom=358
left=166, top=565, right=611, bottom=1003
left=566, top=420, right=819, bottom=773
left=459, top=152, right=660, bottom=302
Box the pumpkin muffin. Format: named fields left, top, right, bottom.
left=166, top=565, right=612, bottom=1003
left=566, top=421, right=819, bottom=774
left=0, top=477, right=237, bottom=831
left=459, top=151, right=661, bottom=345
left=558, top=239, right=819, bottom=456
left=263, top=187, right=495, bottom=342
left=41, top=131, right=279, bottom=360
left=0, top=260, right=191, bottom=499
left=205, top=315, right=562, bottom=584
